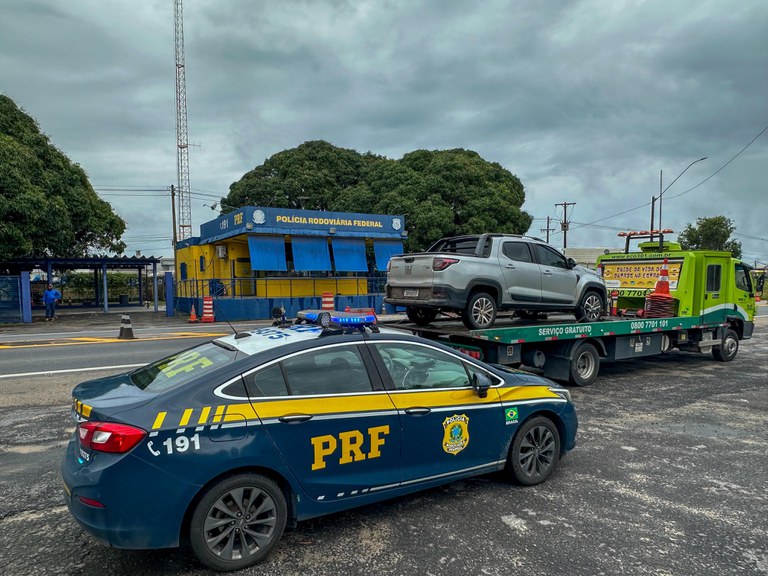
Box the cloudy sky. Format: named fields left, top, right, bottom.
left=2, top=0, right=766, bottom=265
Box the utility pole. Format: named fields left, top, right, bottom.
left=540, top=216, right=556, bottom=244
left=555, top=201, right=576, bottom=249
left=170, top=185, right=178, bottom=277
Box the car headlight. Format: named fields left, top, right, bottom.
left=548, top=386, right=572, bottom=403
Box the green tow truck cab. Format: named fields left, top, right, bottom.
left=596, top=238, right=756, bottom=341
left=398, top=232, right=756, bottom=387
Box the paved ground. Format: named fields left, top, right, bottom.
left=0, top=310, right=766, bottom=575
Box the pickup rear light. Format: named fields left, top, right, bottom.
left=433, top=257, right=459, bottom=271
left=78, top=421, right=146, bottom=454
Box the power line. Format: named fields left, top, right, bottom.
left=666, top=125, right=768, bottom=201
left=570, top=125, right=768, bottom=232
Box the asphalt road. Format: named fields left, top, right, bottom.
left=0, top=314, right=766, bottom=576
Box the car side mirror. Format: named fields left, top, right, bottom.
left=471, top=372, right=491, bottom=398
left=567, top=257, right=577, bottom=269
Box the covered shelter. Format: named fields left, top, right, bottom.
left=1, top=255, right=162, bottom=322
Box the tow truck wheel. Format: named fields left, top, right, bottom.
left=406, top=307, right=438, bottom=326
left=461, top=292, right=497, bottom=330
left=712, top=328, right=739, bottom=362
left=507, top=416, right=561, bottom=486
left=190, top=473, right=287, bottom=571
left=569, top=342, right=600, bottom=386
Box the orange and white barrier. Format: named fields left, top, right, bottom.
left=200, top=297, right=215, bottom=323
left=321, top=292, right=334, bottom=311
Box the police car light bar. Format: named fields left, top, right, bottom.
left=297, top=310, right=378, bottom=328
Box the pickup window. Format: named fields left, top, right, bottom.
left=533, top=244, right=569, bottom=269
left=429, top=236, right=493, bottom=257
left=502, top=241, right=534, bottom=263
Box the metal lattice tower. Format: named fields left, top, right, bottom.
left=174, top=0, right=192, bottom=241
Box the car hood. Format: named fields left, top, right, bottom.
left=574, top=265, right=602, bottom=279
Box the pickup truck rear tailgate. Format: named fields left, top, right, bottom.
left=387, top=254, right=435, bottom=298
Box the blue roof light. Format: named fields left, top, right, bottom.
left=297, top=310, right=377, bottom=328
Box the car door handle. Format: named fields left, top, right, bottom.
left=404, top=407, right=431, bottom=416
left=542, top=271, right=553, bottom=276
left=278, top=414, right=313, bottom=424
left=505, top=264, right=516, bottom=269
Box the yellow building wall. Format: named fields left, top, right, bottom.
left=176, top=235, right=369, bottom=298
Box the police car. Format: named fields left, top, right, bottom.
left=62, top=311, right=578, bottom=571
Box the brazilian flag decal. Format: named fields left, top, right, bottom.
left=505, top=406, right=519, bottom=425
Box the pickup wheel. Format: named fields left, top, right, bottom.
left=575, top=291, right=605, bottom=322
left=406, top=307, right=438, bottom=326
left=569, top=342, right=600, bottom=386
left=461, top=292, right=497, bottom=330
left=712, top=328, right=739, bottom=362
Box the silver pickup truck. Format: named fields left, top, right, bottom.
left=385, top=234, right=607, bottom=329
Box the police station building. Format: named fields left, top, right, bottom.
left=174, top=207, right=406, bottom=320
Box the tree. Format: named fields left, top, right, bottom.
left=225, top=141, right=532, bottom=251
left=0, top=95, right=126, bottom=258
left=677, top=216, right=742, bottom=258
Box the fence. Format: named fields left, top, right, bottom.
left=176, top=275, right=387, bottom=300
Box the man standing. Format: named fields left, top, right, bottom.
left=43, top=283, right=62, bottom=321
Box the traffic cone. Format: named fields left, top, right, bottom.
left=189, top=302, right=199, bottom=323
left=653, top=259, right=671, bottom=295
left=118, top=314, right=135, bottom=339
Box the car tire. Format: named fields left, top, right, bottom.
left=569, top=342, right=600, bottom=386
left=507, top=416, right=561, bottom=486
left=189, top=473, right=287, bottom=571
left=406, top=307, right=438, bottom=326
left=575, top=291, right=605, bottom=322
left=461, top=292, right=497, bottom=330
left=712, top=328, right=739, bottom=362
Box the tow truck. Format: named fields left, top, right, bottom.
left=383, top=231, right=757, bottom=386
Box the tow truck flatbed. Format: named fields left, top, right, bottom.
left=382, top=309, right=746, bottom=386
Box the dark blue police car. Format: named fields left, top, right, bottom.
left=62, top=311, right=577, bottom=571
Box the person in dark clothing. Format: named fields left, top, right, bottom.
left=43, top=283, right=62, bottom=321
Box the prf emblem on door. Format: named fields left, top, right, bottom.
left=442, top=414, right=469, bottom=455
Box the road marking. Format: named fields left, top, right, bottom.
left=0, top=364, right=144, bottom=379
left=0, top=332, right=227, bottom=349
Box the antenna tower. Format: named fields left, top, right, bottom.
left=174, top=0, right=192, bottom=241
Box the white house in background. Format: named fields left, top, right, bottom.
left=564, top=247, right=622, bottom=269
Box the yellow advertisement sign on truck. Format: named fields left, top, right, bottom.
left=602, top=259, right=683, bottom=291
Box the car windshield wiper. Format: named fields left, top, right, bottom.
left=212, top=340, right=238, bottom=352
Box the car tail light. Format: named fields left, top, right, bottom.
left=78, top=496, right=105, bottom=508
left=433, top=257, right=459, bottom=271
left=78, top=422, right=146, bottom=454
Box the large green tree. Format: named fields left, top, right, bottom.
left=225, top=141, right=532, bottom=251
left=0, top=95, right=126, bottom=259
left=678, top=216, right=742, bottom=258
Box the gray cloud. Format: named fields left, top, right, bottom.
left=1, top=0, right=766, bottom=263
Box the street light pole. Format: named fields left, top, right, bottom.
left=658, top=157, right=707, bottom=233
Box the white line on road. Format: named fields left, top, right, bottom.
left=0, top=364, right=144, bottom=379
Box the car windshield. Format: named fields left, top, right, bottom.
left=130, top=341, right=246, bottom=392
